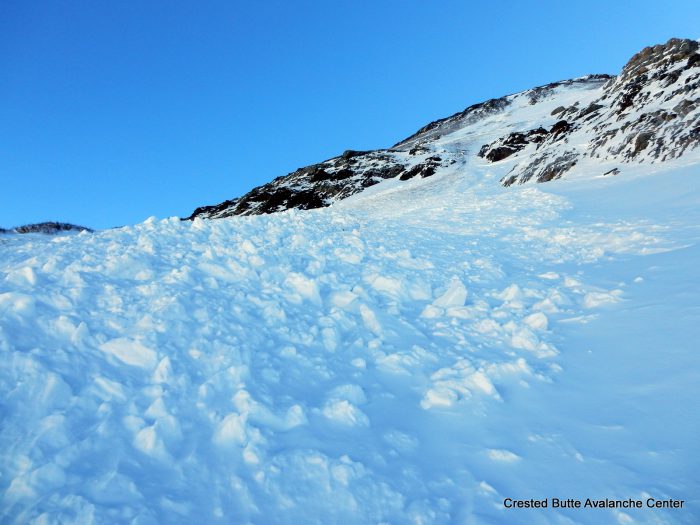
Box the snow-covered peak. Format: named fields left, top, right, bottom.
left=611, top=37, right=698, bottom=88
left=187, top=38, right=700, bottom=219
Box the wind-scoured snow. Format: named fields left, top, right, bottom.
left=2, top=152, right=700, bottom=523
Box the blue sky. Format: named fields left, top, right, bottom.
left=2, top=1, right=699, bottom=229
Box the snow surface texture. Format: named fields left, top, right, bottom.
left=2, top=153, right=700, bottom=523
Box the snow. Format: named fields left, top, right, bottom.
left=2, top=86, right=700, bottom=523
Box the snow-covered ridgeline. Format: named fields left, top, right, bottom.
left=189, top=38, right=700, bottom=220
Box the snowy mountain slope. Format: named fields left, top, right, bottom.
left=188, top=38, right=700, bottom=220
left=3, top=37, right=700, bottom=525
left=2, top=150, right=700, bottom=524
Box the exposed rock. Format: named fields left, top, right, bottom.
left=186, top=38, right=700, bottom=218
left=408, top=144, right=429, bottom=156
left=185, top=148, right=455, bottom=219
left=549, top=120, right=571, bottom=138
left=578, top=103, right=604, bottom=119
left=551, top=106, right=566, bottom=116
left=633, top=131, right=654, bottom=155
left=615, top=38, right=699, bottom=85
left=499, top=38, right=700, bottom=184
left=340, top=150, right=371, bottom=160
left=503, top=151, right=578, bottom=186
left=1, top=222, right=93, bottom=235
left=478, top=127, right=549, bottom=162
left=673, top=99, right=697, bottom=117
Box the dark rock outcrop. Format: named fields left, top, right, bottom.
left=477, top=127, right=549, bottom=162
left=502, top=151, right=578, bottom=186
left=1, top=222, right=93, bottom=235
left=186, top=150, right=450, bottom=219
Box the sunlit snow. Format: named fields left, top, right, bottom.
left=2, top=85, right=700, bottom=524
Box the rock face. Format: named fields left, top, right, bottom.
left=185, top=150, right=453, bottom=219
left=498, top=38, right=700, bottom=185
left=188, top=38, right=700, bottom=219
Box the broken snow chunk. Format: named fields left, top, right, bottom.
left=524, top=312, right=549, bottom=331
left=285, top=272, right=321, bottom=304
left=563, top=276, right=583, bottom=288
left=0, top=292, right=36, bottom=317
left=6, top=266, right=37, bottom=287
left=359, top=304, right=382, bottom=335
left=432, top=278, right=468, bottom=308
left=329, top=290, right=358, bottom=309
left=213, top=413, right=248, bottom=447
left=328, top=384, right=367, bottom=405
left=582, top=290, right=623, bottom=308
left=322, top=399, right=369, bottom=426
left=99, top=338, right=157, bottom=369
left=420, top=304, right=443, bottom=318
left=153, top=357, right=172, bottom=384
left=420, top=388, right=459, bottom=409
left=510, top=328, right=539, bottom=351
left=133, top=425, right=169, bottom=460
left=368, top=274, right=403, bottom=297
left=496, top=284, right=523, bottom=308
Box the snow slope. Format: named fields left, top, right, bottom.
left=2, top=150, right=700, bottom=523
left=189, top=39, right=700, bottom=220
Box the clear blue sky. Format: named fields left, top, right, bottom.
left=2, top=1, right=699, bottom=228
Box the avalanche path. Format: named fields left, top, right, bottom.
left=1, top=163, right=699, bottom=524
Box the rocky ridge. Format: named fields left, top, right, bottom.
left=188, top=38, right=700, bottom=219
left=0, top=222, right=92, bottom=235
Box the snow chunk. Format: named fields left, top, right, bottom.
left=6, top=266, right=37, bottom=287
left=368, top=274, right=403, bottom=297
left=329, top=290, right=358, bottom=309
left=582, top=290, right=623, bottom=308
left=99, top=338, right=157, bottom=369
left=432, top=278, right=468, bottom=308
left=421, top=361, right=499, bottom=409
left=133, top=426, right=169, bottom=460
left=524, top=312, right=549, bottom=331
left=359, top=304, right=382, bottom=335
left=322, top=399, right=369, bottom=426
left=0, top=292, right=36, bottom=317
left=285, top=272, right=321, bottom=304
left=213, top=413, right=248, bottom=447
left=496, top=284, right=522, bottom=302
left=153, top=356, right=172, bottom=384
left=328, top=384, right=367, bottom=405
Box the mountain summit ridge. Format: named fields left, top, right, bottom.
left=187, top=38, right=700, bottom=220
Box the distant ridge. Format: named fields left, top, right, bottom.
left=0, top=222, right=93, bottom=235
